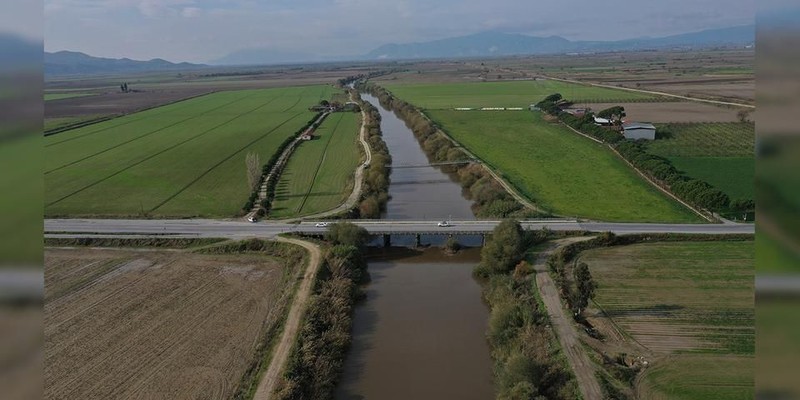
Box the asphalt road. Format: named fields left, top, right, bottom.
left=44, top=218, right=754, bottom=239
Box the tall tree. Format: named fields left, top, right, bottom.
left=573, top=262, right=596, bottom=314
left=481, top=219, right=525, bottom=273
left=245, top=152, right=261, bottom=191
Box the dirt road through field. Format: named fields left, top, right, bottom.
left=253, top=237, right=322, bottom=400
left=533, top=238, right=603, bottom=400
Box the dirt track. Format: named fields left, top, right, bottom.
left=253, top=237, right=322, bottom=400
left=532, top=238, right=602, bottom=400
left=44, top=248, right=296, bottom=400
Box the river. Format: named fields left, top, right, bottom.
left=360, top=93, right=475, bottom=221
left=334, top=248, right=494, bottom=400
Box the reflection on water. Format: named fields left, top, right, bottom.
left=360, top=93, right=475, bottom=220
left=335, top=248, right=494, bottom=400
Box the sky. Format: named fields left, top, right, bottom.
left=42, top=0, right=757, bottom=63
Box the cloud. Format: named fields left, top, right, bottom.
left=181, top=7, right=202, bottom=18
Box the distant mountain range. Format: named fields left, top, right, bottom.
left=364, top=25, right=754, bottom=60
left=44, top=24, right=754, bottom=73
left=44, top=51, right=207, bottom=76
left=0, top=33, right=42, bottom=70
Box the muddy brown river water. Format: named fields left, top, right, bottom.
left=335, top=248, right=494, bottom=400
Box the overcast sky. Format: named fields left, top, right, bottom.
left=43, top=0, right=756, bottom=63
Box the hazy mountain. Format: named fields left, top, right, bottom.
left=210, top=48, right=325, bottom=66
left=365, top=25, right=755, bottom=60
left=44, top=51, right=207, bottom=76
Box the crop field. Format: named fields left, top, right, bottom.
left=647, top=123, right=754, bottom=200
left=648, top=123, right=754, bottom=158
left=580, top=241, right=754, bottom=400
left=426, top=110, right=700, bottom=222
left=45, top=85, right=337, bottom=217
left=270, top=112, right=362, bottom=218
left=669, top=157, right=753, bottom=200
left=573, top=101, right=745, bottom=123
left=382, top=80, right=659, bottom=110
left=45, top=92, right=94, bottom=101
left=44, top=247, right=301, bottom=399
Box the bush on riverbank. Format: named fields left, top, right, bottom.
left=350, top=90, right=391, bottom=219
left=274, top=223, right=370, bottom=400
left=476, top=221, right=581, bottom=399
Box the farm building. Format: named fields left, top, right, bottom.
left=622, top=122, right=656, bottom=140
left=594, top=116, right=614, bottom=126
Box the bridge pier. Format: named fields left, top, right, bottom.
left=481, top=234, right=487, bottom=246
left=414, top=234, right=421, bottom=248
left=382, top=234, right=391, bottom=248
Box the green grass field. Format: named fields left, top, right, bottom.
left=44, top=93, right=95, bottom=101
left=669, top=157, right=753, bottom=200
left=647, top=123, right=754, bottom=200
left=382, top=80, right=658, bottom=109
left=45, top=85, right=337, bottom=217
left=426, top=110, right=700, bottom=222
left=648, top=123, right=754, bottom=158
left=44, top=115, right=106, bottom=132
left=270, top=112, right=361, bottom=218
left=581, top=241, right=754, bottom=400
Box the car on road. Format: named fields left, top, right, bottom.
left=437, top=221, right=451, bottom=227
left=247, top=216, right=257, bottom=223
left=315, top=222, right=329, bottom=228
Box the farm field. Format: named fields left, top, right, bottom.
left=573, top=101, right=745, bottom=123
left=426, top=110, right=700, bottom=222
left=382, top=80, right=659, bottom=110
left=44, top=115, right=105, bottom=132
left=45, top=92, right=94, bottom=101
left=45, top=85, right=337, bottom=217
left=270, top=112, right=362, bottom=219
left=647, top=122, right=754, bottom=200
left=580, top=241, right=754, bottom=400
left=44, top=246, right=302, bottom=399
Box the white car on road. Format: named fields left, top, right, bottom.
left=437, top=221, right=451, bottom=227
left=247, top=216, right=257, bottom=223
left=315, top=222, right=330, bottom=228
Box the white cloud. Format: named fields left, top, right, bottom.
left=181, top=7, right=202, bottom=18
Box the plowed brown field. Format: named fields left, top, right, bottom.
left=44, top=248, right=299, bottom=400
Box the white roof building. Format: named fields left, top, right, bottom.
left=622, top=122, right=656, bottom=140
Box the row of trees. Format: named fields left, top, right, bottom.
left=358, top=82, right=540, bottom=218
left=476, top=220, right=581, bottom=399
left=537, top=93, right=737, bottom=214
left=275, top=223, right=370, bottom=400
left=350, top=91, right=391, bottom=218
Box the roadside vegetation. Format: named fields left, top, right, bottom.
left=274, top=223, right=370, bottom=399
left=44, top=236, right=225, bottom=249
left=546, top=234, right=754, bottom=399
left=45, top=85, right=336, bottom=217
left=474, top=220, right=581, bottom=399
left=358, top=81, right=541, bottom=218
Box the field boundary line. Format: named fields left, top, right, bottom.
left=295, top=113, right=344, bottom=214
left=253, top=237, right=322, bottom=400
left=47, top=96, right=293, bottom=208
left=542, top=75, right=755, bottom=109
left=150, top=111, right=308, bottom=213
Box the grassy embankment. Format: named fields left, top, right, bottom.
left=270, top=112, right=361, bottom=218
left=427, top=110, right=701, bottom=222
left=45, top=85, right=336, bottom=217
